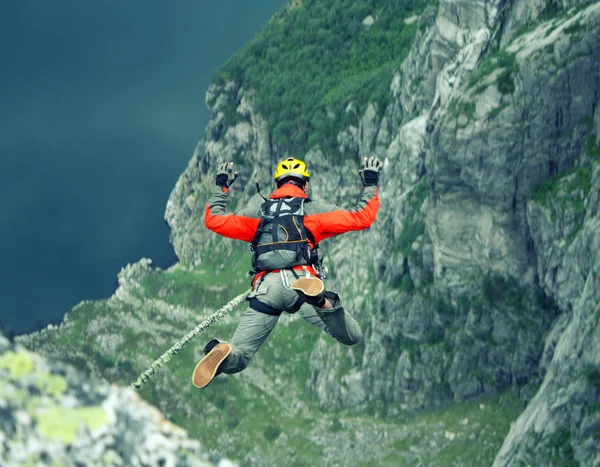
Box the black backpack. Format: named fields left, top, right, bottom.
left=251, top=197, right=316, bottom=271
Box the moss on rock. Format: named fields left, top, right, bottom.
left=36, top=406, right=109, bottom=444
left=0, top=350, right=35, bottom=378
left=34, top=372, right=68, bottom=397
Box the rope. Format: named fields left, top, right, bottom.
left=132, top=288, right=251, bottom=389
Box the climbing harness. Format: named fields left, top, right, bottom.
left=279, top=265, right=312, bottom=289
left=131, top=288, right=251, bottom=389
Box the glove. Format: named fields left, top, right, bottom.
left=359, top=157, right=383, bottom=187
left=215, top=162, right=238, bottom=188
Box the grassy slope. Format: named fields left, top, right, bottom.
left=214, top=0, right=430, bottom=154
left=20, top=246, right=523, bottom=465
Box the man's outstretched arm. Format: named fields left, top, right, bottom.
left=304, top=157, right=383, bottom=243
left=204, top=162, right=260, bottom=243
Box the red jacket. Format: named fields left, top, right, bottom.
left=205, top=184, right=379, bottom=250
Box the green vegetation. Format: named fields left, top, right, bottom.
left=479, top=274, right=557, bottom=317
left=34, top=373, right=68, bottom=397
left=263, top=423, right=283, bottom=441
left=215, top=0, right=432, bottom=154
left=524, top=427, right=579, bottom=467
left=514, top=0, right=591, bottom=38
left=435, top=296, right=454, bottom=316
left=37, top=406, right=109, bottom=443
left=533, top=165, right=592, bottom=205
left=584, top=135, right=600, bottom=162
left=0, top=351, right=34, bottom=378
left=409, top=179, right=428, bottom=211
left=449, top=99, right=476, bottom=123
left=395, top=220, right=425, bottom=255
left=468, top=50, right=517, bottom=95
left=473, top=83, right=489, bottom=95
left=487, top=103, right=509, bottom=119
left=584, top=364, right=600, bottom=388
left=331, top=416, right=343, bottom=432
left=497, top=69, right=515, bottom=94
left=395, top=180, right=427, bottom=255
left=17, top=0, right=600, bottom=461
left=395, top=273, right=415, bottom=293
left=563, top=19, right=584, bottom=35
left=482, top=275, right=525, bottom=310
left=530, top=123, right=597, bottom=240
left=374, top=392, right=524, bottom=466
left=530, top=159, right=592, bottom=245
left=19, top=253, right=528, bottom=465
left=141, top=263, right=246, bottom=309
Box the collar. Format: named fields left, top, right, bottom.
left=269, top=184, right=308, bottom=199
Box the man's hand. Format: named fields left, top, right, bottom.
left=216, top=162, right=238, bottom=188
left=359, top=157, right=383, bottom=187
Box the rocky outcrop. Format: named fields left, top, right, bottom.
left=429, top=2, right=600, bottom=289
left=493, top=33, right=600, bottom=462
left=0, top=335, right=234, bottom=467
left=495, top=200, right=600, bottom=463
left=165, top=84, right=271, bottom=267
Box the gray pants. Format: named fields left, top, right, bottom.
left=220, top=269, right=363, bottom=374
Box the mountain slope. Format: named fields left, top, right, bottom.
left=18, top=0, right=600, bottom=465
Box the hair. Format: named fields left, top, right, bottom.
left=277, top=177, right=306, bottom=189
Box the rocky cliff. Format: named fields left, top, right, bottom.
left=17, top=0, right=600, bottom=465
left=0, top=334, right=233, bottom=466
left=165, top=0, right=600, bottom=464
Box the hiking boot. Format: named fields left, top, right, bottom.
left=291, top=277, right=327, bottom=308
left=203, top=338, right=222, bottom=355
left=192, top=342, right=232, bottom=388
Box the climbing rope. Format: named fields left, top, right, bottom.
left=132, top=288, right=251, bottom=389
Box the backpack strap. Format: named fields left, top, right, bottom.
left=302, top=200, right=319, bottom=265
left=273, top=199, right=284, bottom=243
left=250, top=198, right=273, bottom=249
left=256, top=183, right=268, bottom=201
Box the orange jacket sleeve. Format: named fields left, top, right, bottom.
left=303, top=186, right=379, bottom=244
left=204, top=186, right=260, bottom=243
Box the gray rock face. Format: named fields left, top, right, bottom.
left=495, top=160, right=600, bottom=466
left=161, top=2, right=600, bottom=463
left=428, top=2, right=600, bottom=464
left=492, top=8, right=600, bottom=459
left=493, top=223, right=600, bottom=464
left=165, top=82, right=270, bottom=266
left=159, top=0, right=600, bottom=464
left=0, top=335, right=233, bottom=467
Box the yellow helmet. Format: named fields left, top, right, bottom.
left=273, top=157, right=310, bottom=182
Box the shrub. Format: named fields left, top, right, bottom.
left=584, top=136, right=600, bottom=162
left=214, top=0, right=432, bottom=155
left=469, top=50, right=517, bottom=95
left=395, top=220, right=425, bottom=254
left=487, top=103, right=509, bottom=119
left=263, top=423, right=282, bottom=441
left=584, top=364, right=600, bottom=388
left=496, top=69, right=515, bottom=94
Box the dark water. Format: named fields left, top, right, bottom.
left=0, top=0, right=288, bottom=334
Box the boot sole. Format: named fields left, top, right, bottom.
left=192, top=343, right=232, bottom=388
left=291, top=277, right=324, bottom=296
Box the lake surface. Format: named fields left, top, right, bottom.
left=0, top=0, right=288, bottom=334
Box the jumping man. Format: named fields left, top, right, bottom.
left=192, top=156, right=382, bottom=388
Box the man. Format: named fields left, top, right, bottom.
left=192, top=156, right=382, bottom=388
